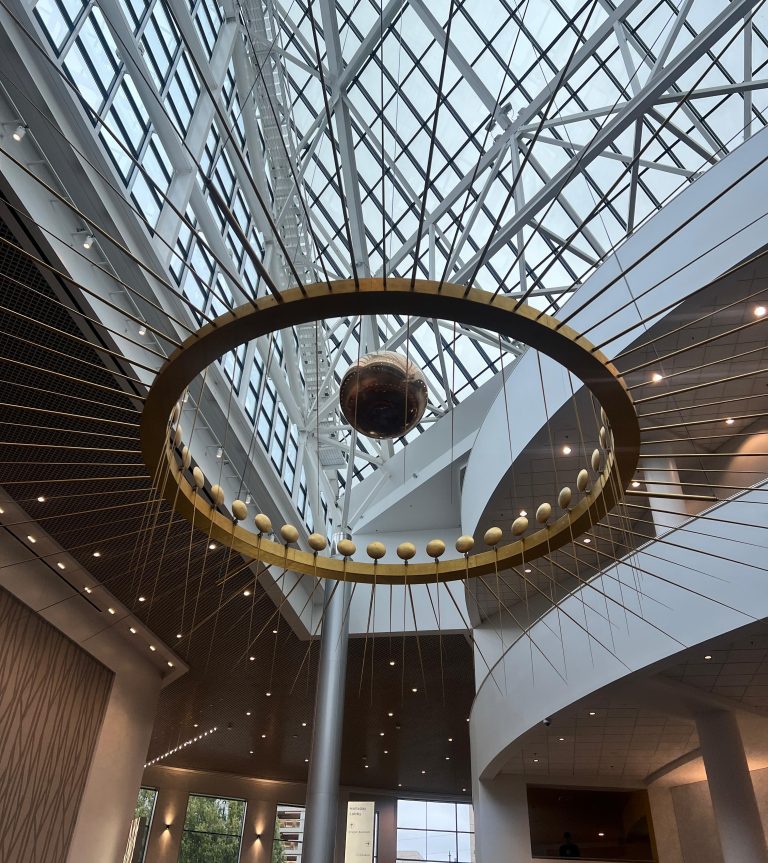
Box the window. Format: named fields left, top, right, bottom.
left=396, top=800, right=475, bottom=863
left=179, top=794, right=246, bottom=863
left=273, top=804, right=305, bottom=863
left=124, top=786, right=156, bottom=863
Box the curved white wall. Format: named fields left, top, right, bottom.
left=470, top=484, right=768, bottom=780
left=461, top=126, right=768, bottom=535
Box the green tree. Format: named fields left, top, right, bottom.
left=272, top=816, right=287, bottom=863
left=178, top=795, right=246, bottom=863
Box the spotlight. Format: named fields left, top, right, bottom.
left=83, top=234, right=95, bottom=249
left=12, top=124, right=27, bottom=141
left=631, top=480, right=640, bottom=488
left=37, top=496, right=45, bottom=502
left=562, top=445, right=571, bottom=455
left=651, top=372, right=663, bottom=382
left=216, top=447, right=223, bottom=459
left=704, top=654, right=712, bottom=660
left=542, top=718, right=551, bottom=727
left=755, top=305, right=767, bottom=318
left=725, top=417, right=734, bottom=425
left=138, top=324, right=147, bottom=336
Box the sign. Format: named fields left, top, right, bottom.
left=344, top=801, right=375, bottom=863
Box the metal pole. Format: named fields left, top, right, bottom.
left=302, top=533, right=352, bottom=863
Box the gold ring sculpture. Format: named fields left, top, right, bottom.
left=141, top=279, right=640, bottom=585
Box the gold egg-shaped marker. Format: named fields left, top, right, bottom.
left=254, top=513, right=272, bottom=534
left=192, top=466, right=205, bottom=488
left=308, top=533, right=327, bottom=552
left=210, top=484, right=225, bottom=506
left=576, top=468, right=590, bottom=493
left=231, top=499, right=248, bottom=521
left=181, top=445, right=192, bottom=470
left=367, top=541, right=386, bottom=560
left=426, top=539, right=446, bottom=559
left=591, top=448, right=602, bottom=472
left=484, top=527, right=503, bottom=546
left=511, top=516, right=529, bottom=536
left=171, top=403, right=181, bottom=424
left=536, top=502, right=552, bottom=524
left=337, top=539, right=356, bottom=557
left=280, top=524, right=299, bottom=544
left=173, top=424, right=183, bottom=447
left=600, top=406, right=608, bottom=426
left=455, top=535, right=474, bottom=554
left=558, top=487, right=572, bottom=510
left=599, top=426, right=609, bottom=449
left=397, top=542, right=416, bottom=561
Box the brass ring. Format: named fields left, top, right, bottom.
left=141, top=279, right=640, bottom=585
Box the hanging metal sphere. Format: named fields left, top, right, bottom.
left=339, top=351, right=428, bottom=439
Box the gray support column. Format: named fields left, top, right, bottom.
left=696, top=710, right=768, bottom=863
left=302, top=572, right=352, bottom=863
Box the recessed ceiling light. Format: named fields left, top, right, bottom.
left=631, top=480, right=640, bottom=488
left=448, top=737, right=453, bottom=742
left=559, top=737, right=565, bottom=742
left=411, top=687, right=418, bottom=693
left=524, top=568, right=531, bottom=573
left=725, top=417, right=734, bottom=425
left=92, top=551, right=101, bottom=557
left=37, top=496, right=45, bottom=502
left=243, top=589, right=251, bottom=596
left=421, top=769, right=426, bottom=774
left=249, top=656, right=255, bottom=661
left=388, top=712, right=394, bottom=717
left=389, top=659, right=395, bottom=666
left=261, top=734, right=266, bottom=739
left=246, top=711, right=251, bottom=716
left=176, top=633, right=182, bottom=639
left=302, top=722, right=307, bottom=727
left=193, top=723, right=198, bottom=728
left=384, top=749, right=389, bottom=754
left=583, top=537, right=591, bottom=544
left=266, top=691, right=271, bottom=696
left=533, top=758, right=539, bottom=763
left=250, top=749, right=254, bottom=755
left=379, top=732, right=385, bottom=737
left=149, top=644, right=156, bottom=651
left=272, top=629, right=278, bottom=634
left=704, top=654, right=712, bottom=660
left=651, top=372, right=663, bottom=382
left=0, top=506, right=4, bottom=514
left=445, top=756, right=450, bottom=761
left=398, top=784, right=402, bottom=788
left=209, top=543, right=217, bottom=550
left=755, top=305, right=767, bottom=318
left=462, top=788, right=466, bottom=793
left=107, top=607, right=115, bottom=615
left=598, top=832, right=605, bottom=838
left=562, top=445, right=571, bottom=455
left=589, top=711, right=596, bottom=716
left=167, top=661, right=174, bottom=668
left=57, top=562, right=65, bottom=569
left=519, top=509, right=527, bottom=517
left=129, top=627, right=136, bottom=634
left=84, top=586, right=92, bottom=593
left=364, top=764, right=369, bottom=768
left=138, top=596, right=146, bottom=602
left=27, top=535, right=36, bottom=543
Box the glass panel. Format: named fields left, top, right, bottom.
left=179, top=794, right=246, bottom=863
left=124, top=786, right=156, bottom=863
left=397, top=800, right=475, bottom=863
left=273, top=804, right=306, bottom=863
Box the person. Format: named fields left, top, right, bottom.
left=559, top=832, right=581, bottom=857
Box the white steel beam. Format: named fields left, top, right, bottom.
left=452, top=0, right=760, bottom=283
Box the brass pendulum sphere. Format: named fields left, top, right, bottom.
left=339, top=351, right=428, bottom=439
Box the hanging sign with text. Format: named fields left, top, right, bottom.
left=344, top=801, right=376, bottom=863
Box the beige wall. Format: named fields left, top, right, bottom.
left=0, top=586, right=114, bottom=863
left=142, top=765, right=465, bottom=863
left=669, top=766, right=768, bottom=863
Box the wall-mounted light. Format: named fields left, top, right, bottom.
left=12, top=124, right=27, bottom=142
left=255, top=833, right=262, bottom=841
left=164, top=824, right=171, bottom=831
left=83, top=234, right=96, bottom=250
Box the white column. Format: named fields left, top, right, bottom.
left=473, top=775, right=533, bottom=863
left=696, top=710, right=768, bottom=863
left=66, top=647, right=163, bottom=863
left=644, top=456, right=689, bottom=533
